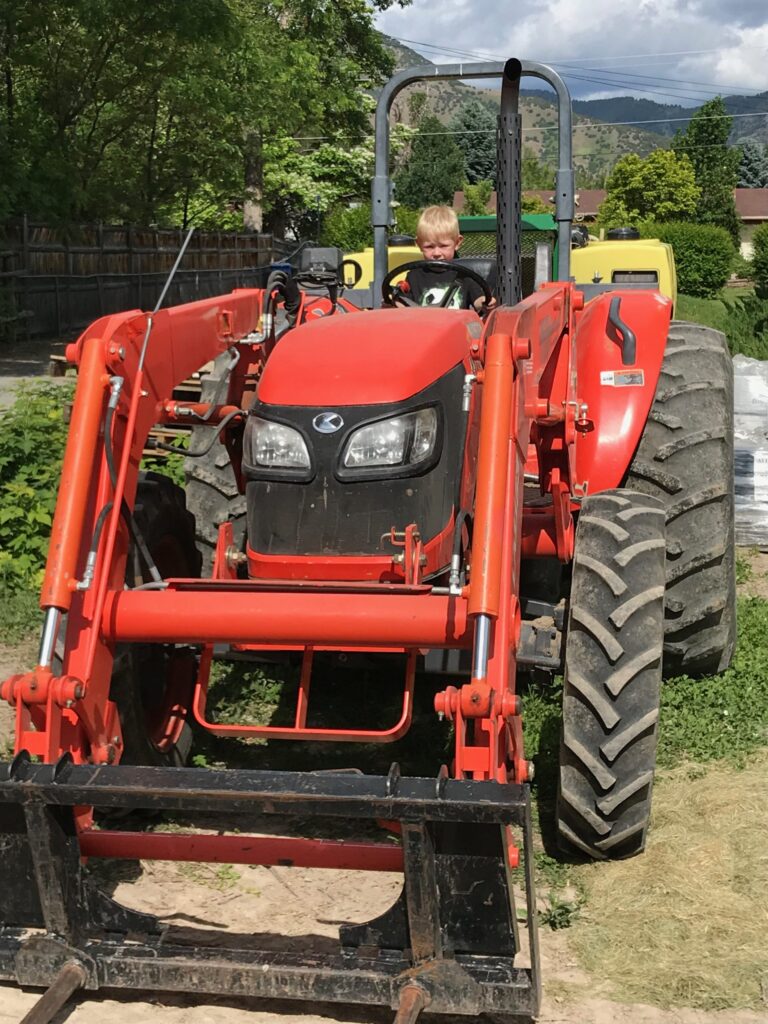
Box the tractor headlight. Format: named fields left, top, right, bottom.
left=245, top=416, right=310, bottom=469
left=342, top=408, right=438, bottom=469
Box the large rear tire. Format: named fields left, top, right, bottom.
left=625, top=321, right=735, bottom=676
left=110, top=471, right=202, bottom=766
left=557, top=490, right=666, bottom=860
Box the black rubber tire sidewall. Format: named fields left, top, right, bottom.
left=111, top=471, right=201, bottom=766
left=557, top=489, right=666, bottom=860
left=625, top=321, right=736, bottom=677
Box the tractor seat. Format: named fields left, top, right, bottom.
left=454, top=255, right=498, bottom=294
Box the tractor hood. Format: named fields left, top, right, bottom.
left=257, top=307, right=478, bottom=406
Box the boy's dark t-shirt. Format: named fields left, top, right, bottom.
left=405, top=263, right=484, bottom=309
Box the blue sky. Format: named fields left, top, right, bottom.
left=375, top=0, right=768, bottom=105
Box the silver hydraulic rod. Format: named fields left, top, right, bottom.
left=472, top=614, right=492, bottom=682
left=37, top=607, right=62, bottom=670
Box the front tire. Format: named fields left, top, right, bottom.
left=557, top=490, right=666, bottom=860
left=111, top=471, right=202, bottom=766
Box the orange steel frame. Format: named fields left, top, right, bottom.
left=2, top=280, right=581, bottom=869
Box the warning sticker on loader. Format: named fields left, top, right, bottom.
left=600, top=370, right=645, bottom=387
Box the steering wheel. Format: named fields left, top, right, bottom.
left=381, top=259, right=494, bottom=310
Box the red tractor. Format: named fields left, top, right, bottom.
left=0, top=58, right=734, bottom=1023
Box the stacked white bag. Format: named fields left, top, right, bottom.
left=733, top=354, right=768, bottom=546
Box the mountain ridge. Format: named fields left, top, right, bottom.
left=379, top=36, right=763, bottom=183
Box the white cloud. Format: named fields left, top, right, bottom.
left=712, top=24, right=768, bottom=91
left=375, top=0, right=768, bottom=102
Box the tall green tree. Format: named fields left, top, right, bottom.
left=521, top=147, right=554, bottom=190
left=461, top=180, right=493, bottom=215
left=598, top=149, right=700, bottom=228
left=449, top=100, right=496, bottom=186
left=739, top=139, right=768, bottom=188
left=0, top=0, right=411, bottom=228
left=394, top=114, right=465, bottom=208
left=672, top=97, right=741, bottom=243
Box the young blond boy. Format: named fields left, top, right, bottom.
left=405, top=205, right=496, bottom=313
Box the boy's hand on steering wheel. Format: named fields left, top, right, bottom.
left=474, top=295, right=498, bottom=316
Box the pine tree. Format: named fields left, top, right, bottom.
left=739, top=139, right=768, bottom=188
left=449, top=100, right=496, bottom=186
left=672, top=97, right=740, bottom=244
left=394, top=114, right=465, bottom=208
left=521, top=147, right=555, bottom=190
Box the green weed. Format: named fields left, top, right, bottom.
left=0, top=380, right=74, bottom=593
left=676, top=290, right=768, bottom=358
left=658, top=597, right=768, bottom=766
left=177, top=861, right=241, bottom=891
left=0, top=585, right=41, bottom=643
left=206, top=659, right=290, bottom=726
left=141, top=433, right=189, bottom=488
left=539, top=891, right=584, bottom=930
left=736, top=550, right=754, bottom=584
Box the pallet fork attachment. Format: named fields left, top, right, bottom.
left=0, top=758, right=540, bottom=1021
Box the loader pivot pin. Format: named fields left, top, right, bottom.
left=393, top=983, right=429, bottom=1024
left=19, top=960, right=87, bottom=1024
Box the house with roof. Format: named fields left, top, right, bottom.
left=734, top=189, right=768, bottom=259
left=453, top=188, right=768, bottom=259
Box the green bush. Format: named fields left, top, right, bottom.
left=320, top=203, right=373, bottom=252
left=732, top=249, right=754, bottom=281
left=0, top=380, right=73, bottom=591
left=752, top=222, right=768, bottom=299
left=462, top=179, right=493, bottom=215
left=320, top=202, right=420, bottom=252
left=721, top=293, right=768, bottom=359
left=641, top=220, right=734, bottom=297
left=394, top=205, right=419, bottom=239
left=676, top=291, right=768, bottom=359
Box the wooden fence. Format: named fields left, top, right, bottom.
left=0, top=217, right=294, bottom=341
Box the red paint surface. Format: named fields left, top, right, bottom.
left=258, top=307, right=477, bottom=406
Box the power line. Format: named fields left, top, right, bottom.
left=291, top=107, right=768, bottom=145
left=556, top=63, right=760, bottom=98
left=387, top=35, right=766, bottom=102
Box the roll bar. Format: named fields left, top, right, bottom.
left=372, top=58, right=574, bottom=302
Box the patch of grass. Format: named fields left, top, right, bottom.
left=206, top=659, right=290, bottom=726
left=0, top=585, right=42, bottom=643
left=539, top=890, right=584, bottom=930
left=568, top=753, right=768, bottom=1009
left=658, top=597, right=768, bottom=767
left=676, top=293, right=729, bottom=334
left=534, top=850, right=586, bottom=930
left=177, top=861, right=241, bottom=891
left=521, top=674, right=562, bottom=802
left=0, top=380, right=74, bottom=592
left=676, top=290, right=768, bottom=358
left=735, top=549, right=755, bottom=584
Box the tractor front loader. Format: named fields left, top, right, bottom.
left=0, top=58, right=734, bottom=1023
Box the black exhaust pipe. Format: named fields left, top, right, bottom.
left=497, top=58, right=523, bottom=306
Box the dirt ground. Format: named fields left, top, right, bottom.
left=0, top=336, right=67, bottom=409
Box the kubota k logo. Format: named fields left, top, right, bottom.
left=312, top=411, right=344, bottom=433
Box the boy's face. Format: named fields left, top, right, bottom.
left=418, top=233, right=463, bottom=261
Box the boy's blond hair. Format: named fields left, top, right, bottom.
left=416, top=205, right=460, bottom=244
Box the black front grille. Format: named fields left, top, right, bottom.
left=244, top=364, right=466, bottom=556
